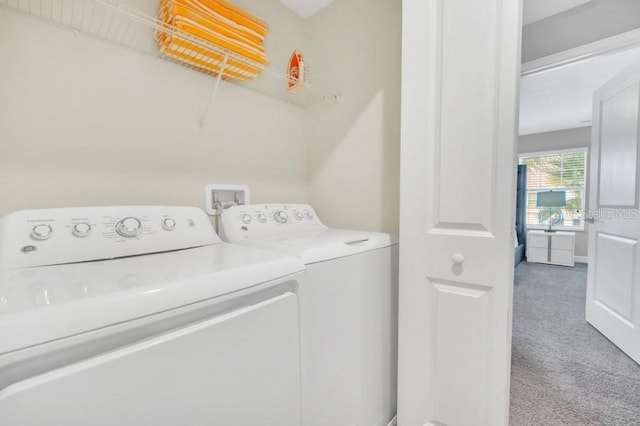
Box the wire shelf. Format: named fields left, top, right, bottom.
left=0, top=0, right=338, bottom=107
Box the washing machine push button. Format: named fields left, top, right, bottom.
left=31, top=224, right=53, bottom=241
left=72, top=223, right=92, bottom=238
left=162, top=218, right=176, bottom=231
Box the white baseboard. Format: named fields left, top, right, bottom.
left=574, top=255, right=588, bottom=264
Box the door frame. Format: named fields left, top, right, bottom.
left=522, top=28, right=640, bottom=77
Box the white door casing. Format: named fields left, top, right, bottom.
left=586, top=59, right=640, bottom=364
left=398, top=0, right=522, bottom=425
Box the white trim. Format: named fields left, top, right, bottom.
left=522, top=28, right=640, bottom=76
left=387, top=415, right=398, bottom=426
left=575, top=255, right=588, bottom=264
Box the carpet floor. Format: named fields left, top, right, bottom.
left=510, top=262, right=640, bottom=425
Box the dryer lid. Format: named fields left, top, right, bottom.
left=236, top=228, right=398, bottom=264
left=219, top=203, right=398, bottom=264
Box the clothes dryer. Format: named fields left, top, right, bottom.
left=220, top=203, right=399, bottom=426
left=0, top=206, right=305, bottom=426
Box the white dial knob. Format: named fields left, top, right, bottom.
left=72, top=222, right=92, bottom=238
left=31, top=224, right=53, bottom=241
left=305, top=211, right=314, bottom=219
left=162, top=218, right=176, bottom=231
left=115, top=217, right=143, bottom=238
left=274, top=211, right=288, bottom=224
left=257, top=213, right=267, bottom=223
left=295, top=212, right=304, bottom=221
left=241, top=214, right=252, bottom=224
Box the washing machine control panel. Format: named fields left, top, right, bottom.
left=220, top=204, right=327, bottom=241
left=0, top=206, right=220, bottom=269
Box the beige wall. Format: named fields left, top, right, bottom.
left=305, top=0, right=402, bottom=235
left=519, top=127, right=591, bottom=258
left=0, top=0, right=402, bottom=237
left=522, top=0, right=640, bottom=62
left=0, top=1, right=309, bottom=217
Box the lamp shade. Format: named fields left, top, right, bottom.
left=536, top=190, right=566, bottom=207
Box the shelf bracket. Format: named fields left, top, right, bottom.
left=200, top=53, right=229, bottom=129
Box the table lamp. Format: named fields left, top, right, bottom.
left=536, top=190, right=566, bottom=232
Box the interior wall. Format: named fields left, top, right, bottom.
left=522, top=0, right=640, bottom=62
left=305, top=0, right=402, bottom=235
left=519, top=126, right=591, bottom=258
left=0, top=0, right=309, bottom=217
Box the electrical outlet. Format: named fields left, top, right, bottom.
left=204, top=184, right=250, bottom=216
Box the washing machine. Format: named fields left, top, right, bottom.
left=0, top=206, right=306, bottom=426
left=220, top=203, right=399, bottom=426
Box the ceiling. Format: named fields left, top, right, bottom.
left=279, top=0, right=334, bottom=19
left=519, top=46, right=640, bottom=135
left=280, top=0, right=592, bottom=21
left=523, top=0, right=592, bottom=26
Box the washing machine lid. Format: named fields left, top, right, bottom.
left=0, top=205, right=307, bottom=356
left=220, top=204, right=398, bottom=264
left=0, top=243, right=304, bottom=355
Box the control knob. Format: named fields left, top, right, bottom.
left=115, top=217, right=143, bottom=238
left=72, top=223, right=92, bottom=238
left=162, top=218, right=176, bottom=231
left=31, top=224, right=53, bottom=241
left=257, top=213, right=267, bottom=223
left=241, top=214, right=252, bottom=224
left=274, top=211, right=289, bottom=224
left=295, top=212, right=304, bottom=221
left=305, top=211, right=314, bottom=219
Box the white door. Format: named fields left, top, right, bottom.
left=398, top=0, right=522, bottom=425
left=586, top=59, right=640, bottom=364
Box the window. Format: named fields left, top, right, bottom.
left=519, top=149, right=588, bottom=230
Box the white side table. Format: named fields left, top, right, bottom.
left=526, top=230, right=575, bottom=267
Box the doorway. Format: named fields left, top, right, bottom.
left=511, top=37, right=640, bottom=425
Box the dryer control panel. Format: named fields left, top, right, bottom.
left=0, top=206, right=220, bottom=269
left=220, top=204, right=327, bottom=241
